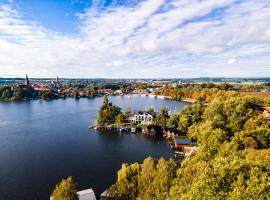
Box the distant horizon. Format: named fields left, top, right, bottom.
left=1, top=76, right=270, bottom=80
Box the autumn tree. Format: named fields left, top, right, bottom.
left=52, top=176, right=78, bottom=200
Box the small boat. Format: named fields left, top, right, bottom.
left=130, top=127, right=136, bottom=133
left=88, top=125, right=97, bottom=129
left=174, top=151, right=184, bottom=157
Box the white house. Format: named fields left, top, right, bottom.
left=129, top=111, right=154, bottom=124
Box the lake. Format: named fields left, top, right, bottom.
left=0, top=96, right=189, bottom=200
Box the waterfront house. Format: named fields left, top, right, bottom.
left=114, top=89, right=123, bottom=95
left=174, top=136, right=192, bottom=148
left=97, top=89, right=114, bottom=95
left=50, top=188, right=96, bottom=200
left=183, top=146, right=198, bottom=157
left=263, top=107, right=270, bottom=120
left=132, top=89, right=149, bottom=94
left=129, top=111, right=154, bottom=124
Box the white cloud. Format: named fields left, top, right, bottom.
left=227, top=58, right=237, bottom=65
left=0, top=0, right=270, bottom=78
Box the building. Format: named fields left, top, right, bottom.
left=129, top=111, right=154, bottom=124
left=174, top=136, right=192, bottom=148
left=97, top=89, right=113, bottom=94
left=19, top=74, right=33, bottom=89
left=51, top=76, right=61, bottom=88
left=50, top=188, right=96, bottom=200
left=263, top=107, right=270, bottom=120
left=114, top=89, right=123, bottom=95
left=183, top=146, right=198, bottom=157
left=25, top=74, right=30, bottom=86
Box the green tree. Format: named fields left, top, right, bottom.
left=1, top=88, right=12, bottom=99
left=52, top=176, right=78, bottom=200
left=123, top=107, right=132, bottom=120
left=146, top=107, right=155, bottom=114
left=151, top=158, right=176, bottom=200
left=13, top=89, right=23, bottom=100
left=115, top=113, right=124, bottom=125
left=167, top=113, right=181, bottom=129
left=157, top=107, right=169, bottom=127
left=107, top=163, right=140, bottom=200
left=96, top=96, right=122, bottom=126
left=138, top=157, right=156, bottom=200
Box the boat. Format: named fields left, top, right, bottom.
left=174, top=151, right=184, bottom=157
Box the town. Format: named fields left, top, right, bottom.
left=0, top=75, right=270, bottom=102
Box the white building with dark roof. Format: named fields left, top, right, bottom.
left=129, top=111, right=154, bottom=124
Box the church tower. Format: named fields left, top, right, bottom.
left=56, top=76, right=59, bottom=83
left=25, top=74, right=30, bottom=86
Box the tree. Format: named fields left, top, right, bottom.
left=96, top=96, right=122, bottom=126
left=103, top=95, right=109, bottom=106
left=115, top=113, right=124, bottom=125
left=167, top=113, right=181, bottom=129
left=107, top=163, right=140, bottom=200
left=52, top=176, right=78, bottom=200
left=1, top=87, right=12, bottom=99
left=138, top=157, right=156, bottom=199
left=146, top=107, right=155, bottom=114
left=123, top=107, right=132, bottom=120
left=157, top=107, right=169, bottom=127
left=151, top=158, right=176, bottom=200
left=13, top=89, right=23, bottom=100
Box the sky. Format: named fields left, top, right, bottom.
left=0, top=0, right=269, bottom=78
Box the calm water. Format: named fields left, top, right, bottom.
left=0, top=96, right=189, bottom=200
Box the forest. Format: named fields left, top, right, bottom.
left=104, top=90, right=270, bottom=200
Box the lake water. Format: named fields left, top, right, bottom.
left=0, top=96, right=189, bottom=200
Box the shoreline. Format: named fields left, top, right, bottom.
left=181, top=98, right=196, bottom=103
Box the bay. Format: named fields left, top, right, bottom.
left=0, top=96, right=189, bottom=200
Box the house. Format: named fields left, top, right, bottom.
left=263, top=107, right=270, bottom=120
left=114, top=89, right=123, bottom=95
left=78, top=90, right=85, bottom=96
left=129, top=111, right=154, bottom=124
left=97, top=89, right=113, bottom=94
left=132, top=89, right=149, bottom=94
left=50, top=188, right=96, bottom=200
left=174, top=136, right=192, bottom=148
left=183, top=146, right=198, bottom=157
left=33, top=86, right=50, bottom=92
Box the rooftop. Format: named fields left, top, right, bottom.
left=175, top=137, right=192, bottom=145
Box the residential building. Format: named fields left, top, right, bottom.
left=129, top=111, right=154, bottom=124
left=174, top=136, right=192, bottom=148
left=263, top=107, right=270, bottom=120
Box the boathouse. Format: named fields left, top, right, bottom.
left=50, top=188, right=96, bottom=200
left=174, top=136, right=192, bottom=148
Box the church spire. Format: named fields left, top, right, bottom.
left=25, top=74, right=30, bottom=86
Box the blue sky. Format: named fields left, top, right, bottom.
left=0, top=0, right=269, bottom=78
left=14, top=0, right=91, bottom=34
